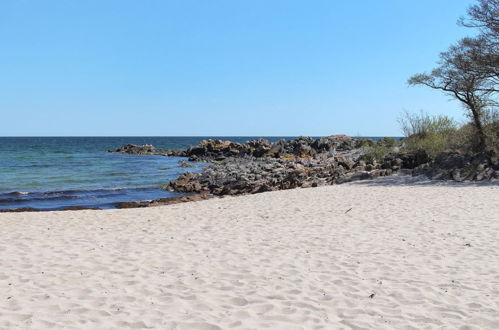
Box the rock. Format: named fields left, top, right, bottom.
left=0, top=207, right=38, bottom=213
left=398, top=150, right=430, bottom=169
left=116, top=201, right=150, bottom=208
left=0, top=206, right=101, bottom=212
left=61, top=206, right=101, bottom=211
left=116, top=194, right=213, bottom=209
left=110, top=144, right=156, bottom=154
left=109, top=137, right=495, bottom=205
left=109, top=135, right=367, bottom=162
left=179, top=160, right=195, bottom=168
left=433, top=152, right=470, bottom=169
left=413, top=151, right=497, bottom=181
left=337, top=157, right=355, bottom=170
left=336, top=171, right=373, bottom=184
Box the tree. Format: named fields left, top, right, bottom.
left=459, top=0, right=499, bottom=40
left=409, top=0, right=498, bottom=152
left=460, top=0, right=499, bottom=85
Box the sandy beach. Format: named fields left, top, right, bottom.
left=0, top=176, right=498, bottom=329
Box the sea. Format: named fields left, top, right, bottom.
left=0, top=136, right=299, bottom=211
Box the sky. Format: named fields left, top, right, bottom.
left=0, top=0, right=477, bottom=136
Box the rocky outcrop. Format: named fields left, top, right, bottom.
left=165, top=148, right=497, bottom=196
left=0, top=206, right=101, bottom=212
left=110, top=135, right=362, bottom=161
left=380, top=149, right=430, bottom=170
left=109, top=137, right=497, bottom=204
left=166, top=153, right=394, bottom=196
left=109, top=144, right=157, bottom=154
left=116, top=194, right=213, bottom=208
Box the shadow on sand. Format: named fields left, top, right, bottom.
left=349, top=174, right=499, bottom=187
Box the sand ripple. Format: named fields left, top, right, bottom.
left=0, top=177, right=498, bottom=329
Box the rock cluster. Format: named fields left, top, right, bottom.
left=116, top=194, right=213, bottom=208
left=414, top=151, right=499, bottom=181
left=118, top=135, right=364, bottom=161
left=110, top=136, right=497, bottom=201
left=166, top=149, right=435, bottom=196
left=109, top=144, right=156, bottom=154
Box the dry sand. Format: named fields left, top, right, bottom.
left=1, top=176, right=498, bottom=330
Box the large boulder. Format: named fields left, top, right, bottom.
left=397, top=150, right=431, bottom=169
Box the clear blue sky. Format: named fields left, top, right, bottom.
left=0, top=0, right=475, bottom=136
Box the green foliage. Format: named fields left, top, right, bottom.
left=356, top=138, right=376, bottom=148
left=360, top=138, right=399, bottom=164
left=398, top=111, right=459, bottom=157
left=446, top=108, right=499, bottom=152
left=362, top=144, right=390, bottom=164
left=483, top=109, right=499, bottom=152
left=398, top=110, right=457, bottom=138
left=448, top=123, right=477, bottom=151
left=405, top=132, right=453, bottom=157
left=399, top=109, right=498, bottom=155
left=377, top=137, right=397, bottom=148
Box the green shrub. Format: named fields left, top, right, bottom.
left=398, top=110, right=457, bottom=138
left=448, top=123, right=475, bottom=151
left=398, top=111, right=458, bottom=156
left=377, top=137, right=397, bottom=148
left=483, top=109, right=499, bottom=152
left=356, top=138, right=376, bottom=148
left=399, top=109, right=498, bottom=156
left=362, top=144, right=390, bottom=164
left=448, top=109, right=499, bottom=153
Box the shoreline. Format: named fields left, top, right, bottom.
left=3, top=135, right=498, bottom=212
left=2, top=173, right=497, bottom=213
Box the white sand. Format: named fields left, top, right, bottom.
left=1, top=176, right=498, bottom=330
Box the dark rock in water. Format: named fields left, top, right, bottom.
left=0, top=206, right=101, bottom=212
left=110, top=144, right=157, bottom=154
left=61, top=206, right=101, bottom=211
left=0, top=207, right=38, bottom=213
left=115, top=194, right=213, bottom=209
left=108, top=135, right=361, bottom=161
left=116, top=201, right=150, bottom=208
left=179, top=160, right=195, bottom=168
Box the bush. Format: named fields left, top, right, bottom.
left=398, top=111, right=458, bottom=156
left=448, top=109, right=499, bottom=153
left=377, top=137, right=398, bottom=148
left=362, top=144, right=390, bottom=164
left=398, top=110, right=457, bottom=138
left=355, top=138, right=376, bottom=148
left=448, top=123, right=476, bottom=151
left=483, top=108, right=499, bottom=152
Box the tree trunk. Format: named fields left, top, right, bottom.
left=469, top=103, right=487, bottom=152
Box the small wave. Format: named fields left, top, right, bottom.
left=2, top=191, right=30, bottom=196
left=0, top=187, right=161, bottom=203
left=0, top=195, right=81, bottom=204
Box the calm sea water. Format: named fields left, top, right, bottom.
left=0, top=136, right=294, bottom=210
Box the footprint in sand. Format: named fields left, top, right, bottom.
left=230, top=297, right=248, bottom=306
